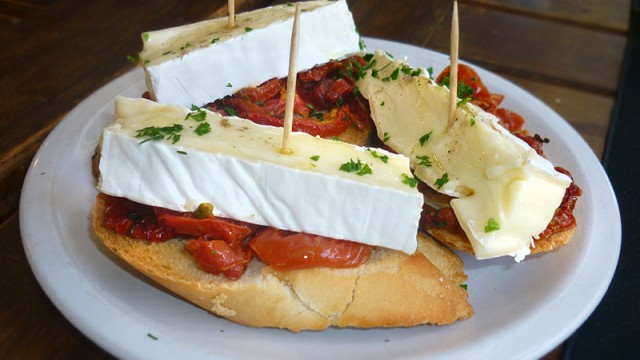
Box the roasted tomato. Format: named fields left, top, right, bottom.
left=155, top=210, right=255, bottom=244
left=186, top=239, right=252, bottom=280
left=101, top=194, right=175, bottom=242
left=249, top=228, right=372, bottom=270
left=437, top=63, right=500, bottom=110
left=206, top=55, right=372, bottom=138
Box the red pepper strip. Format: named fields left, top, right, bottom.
left=249, top=228, right=371, bottom=271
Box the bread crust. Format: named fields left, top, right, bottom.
left=427, top=226, right=576, bottom=256
left=93, top=195, right=472, bottom=331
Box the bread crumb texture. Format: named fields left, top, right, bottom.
left=93, top=195, right=472, bottom=332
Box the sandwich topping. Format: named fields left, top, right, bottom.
left=98, top=97, right=423, bottom=254
left=140, top=0, right=362, bottom=108
left=99, top=193, right=371, bottom=280
left=355, top=51, right=580, bottom=261
left=205, top=55, right=373, bottom=139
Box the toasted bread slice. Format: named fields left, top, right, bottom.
left=93, top=195, right=472, bottom=332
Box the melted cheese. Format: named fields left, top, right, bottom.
left=139, top=0, right=361, bottom=107
left=98, top=97, right=423, bottom=254
left=356, top=51, right=572, bottom=260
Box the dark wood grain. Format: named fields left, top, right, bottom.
left=462, top=0, right=631, bottom=33
left=425, top=3, right=626, bottom=94
left=0, top=214, right=113, bottom=359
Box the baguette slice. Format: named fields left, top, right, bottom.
left=428, top=226, right=576, bottom=256
left=93, top=195, right=472, bottom=331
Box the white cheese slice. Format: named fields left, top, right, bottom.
left=355, top=51, right=572, bottom=260
left=139, top=0, right=362, bottom=107
left=98, top=97, right=423, bottom=254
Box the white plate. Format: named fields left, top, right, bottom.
left=20, top=38, right=620, bottom=360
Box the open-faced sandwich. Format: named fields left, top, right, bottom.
left=91, top=0, right=579, bottom=332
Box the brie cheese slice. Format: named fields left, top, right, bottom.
left=140, top=0, right=362, bottom=107
left=98, top=97, right=423, bottom=254
left=356, top=51, right=572, bottom=260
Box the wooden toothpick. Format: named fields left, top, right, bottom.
left=281, top=4, right=301, bottom=155
left=227, top=0, right=235, bottom=28
left=447, top=1, right=459, bottom=129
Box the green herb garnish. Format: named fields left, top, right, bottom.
left=195, top=122, right=211, bottom=136
left=339, top=159, right=372, bottom=176
left=434, top=173, right=449, bottom=189
left=416, top=155, right=432, bottom=167
left=136, top=124, right=183, bottom=144
left=126, top=54, right=139, bottom=63
left=224, top=107, right=238, bottom=116
left=310, top=155, right=320, bottom=161
left=367, top=149, right=389, bottom=163
left=401, top=173, right=419, bottom=188
left=484, top=217, right=500, bottom=233
left=419, top=131, right=432, bottom=146
left=185, top=105, right=207, bottom=122
left=457, top=97, right=471, bottom=108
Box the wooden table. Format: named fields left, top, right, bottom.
left=0, top=0, right=632, bottom=358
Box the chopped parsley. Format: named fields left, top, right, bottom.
left=226, top=83, right=232, bottom=87
left=460, top=284, right=468, bottom=290
left=439, top=75, right=474, bottom=99
left=126, top=54, right=139, bottom=63
left=306, top=104, right=324, bottom=120
left=484, top=217, right=500, bottom=233
left=416, top=155, right=432, bottom=167
left=136, top=124, right=183, bottom=144
left=367, top=149, right=389, bottom=163
left=224, top=107, right=238, bottom=116
left=310, top=155, right=320, bottom=161
left=142, top=33, right=150, bottom=42
left=434, top=173, right=449, bottom=189
left=470, top=117, right=476, bottom=126
left=457, top=97, right=471, bottom=108
left=401, top=173, right=419, bottom=188
left=211, top=37, right=220, bottom=44
left=380, top=101, right=385, bottom=106
left=185, top=105, right=207, bottom=122
left=255, top=100, right=265, bottom=106
left=419, top=131, right=432, bottom=146
left=382, top=132, right=390, bottom=142
left=371, top=61, right=392, bottom=78
left=177, top=150, right=187, bottom=155
left=427, top=66, right=434, bottom=80
left=339, top=158, right=372, bottom=176
left=147, top=333, right=158, bottom=340
left=382, top=67, right=400, bottom=82
left=245, top=27, right=253, bottom=32
left=194, top=122, right=211, bottom=136
left=350, top=58, right=376, bottom=80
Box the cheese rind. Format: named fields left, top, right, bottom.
left=140, top=0, right=361, bottom=107
left=355, top=51, right=572, bottom=260
left=98, top=97, right=423, bottom=254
